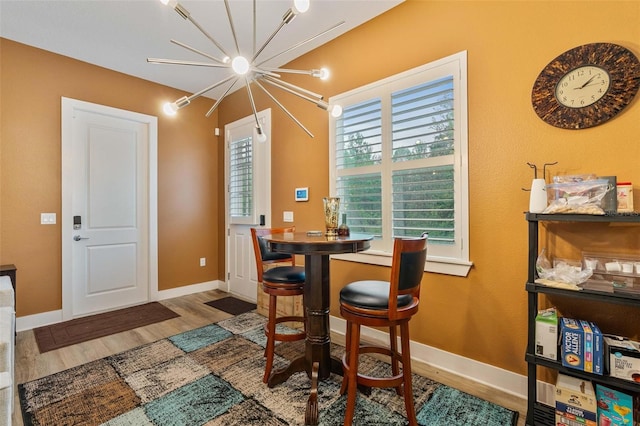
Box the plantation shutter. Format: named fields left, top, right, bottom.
left=229, top=135, right=253, bottom=219
left=390, top=76, right=455, bottom=244
left=335, top=98, right=383, bottom=237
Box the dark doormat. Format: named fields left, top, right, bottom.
left=204, top=297, right=256, bottom=315
left=33, top=302, right=179, bottom=353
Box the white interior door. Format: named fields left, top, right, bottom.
left=62, top=98, right=158, bottom=319
left=225, top=109, right=271, bottom=302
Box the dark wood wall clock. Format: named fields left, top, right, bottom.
left=531, top=42, right=640, bottom=129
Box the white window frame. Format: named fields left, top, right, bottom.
left=329, top=51, right=471, bottom=277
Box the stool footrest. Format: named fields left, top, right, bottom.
left=263, top=316, right=306, bottom=342
left=342, top=345, right=404, bottom=389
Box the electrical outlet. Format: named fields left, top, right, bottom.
left=200, top=257, right=206, bottom=267
left=283, top=211, right=294, bottom=222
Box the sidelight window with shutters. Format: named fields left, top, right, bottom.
left=329, top=51, right=471, bottom=276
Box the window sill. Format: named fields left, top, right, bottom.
left=331, top=251, right=472, bottom=277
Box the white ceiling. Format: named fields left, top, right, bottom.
left=0, top=0, right=403, bottom=99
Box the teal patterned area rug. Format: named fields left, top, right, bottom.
left=19, top=312, right=518, bottom=426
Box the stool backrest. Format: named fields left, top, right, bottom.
left=250, top=227, right=297, bottom=282
left=389, top=233, right=428, bottom=319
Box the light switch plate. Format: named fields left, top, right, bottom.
left=41, top=213, right=56, bottom=225
left=283, top=211, right=294, bottom=222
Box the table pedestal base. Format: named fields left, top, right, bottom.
left=268, top=356, right=371, bottom=425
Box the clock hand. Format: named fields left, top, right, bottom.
left=578, top=75, right=596, bottom=89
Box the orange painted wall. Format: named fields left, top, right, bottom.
left=0, top=39, right=220, bottom=316
left=218, top=0, right=640, bottom=377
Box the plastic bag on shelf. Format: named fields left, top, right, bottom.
left=536, top=248, right=593, bottom=285
left=543, top=178, right=612, bottom=214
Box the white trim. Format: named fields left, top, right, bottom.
left=15, top=310, right=63, bottom=332
left=332, top=252, right=472, bottom=277
left=328, top=51, right=470, bottom=272
left=15, top=280, right=221, bottom=332
left=155, top=280, right=220, bottom=301
left=329, top=314, right=527, bottom=400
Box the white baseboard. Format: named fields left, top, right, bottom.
left=16, top=280, right=222, bottom=332
left=329, top=315, right=529, bottom=400
left=154, top=280, right=220, bottom=301
left=16, top=310, right=62, bottom=332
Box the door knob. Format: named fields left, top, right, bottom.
left=73, top=235, right=89, bottom=241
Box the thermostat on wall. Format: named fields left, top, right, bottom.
left=295, top=187, right=309, bottom=202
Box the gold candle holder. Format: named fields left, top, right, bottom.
left=323, top=197, right=340, bottom=237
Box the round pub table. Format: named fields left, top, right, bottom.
left=263, top=231, right=372, bottom=425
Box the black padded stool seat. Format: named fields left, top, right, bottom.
left=251, top=227, right=306, bottom=384
left=339, top=280, right=412, bottom=310
left=263, top=266, right=305, bottom=285
left=339, top=234, right=428, bottom=426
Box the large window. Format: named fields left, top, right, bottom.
left=329, top=51, right=471, bottom=276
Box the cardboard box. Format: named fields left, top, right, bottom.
left=560, top=318, right=604, bottom=375
left=555, top=373, right=597, bottom=426
left=256, top=287, right=304, bottom=320
left=604, top=335, right=640, bottom=383
left=595, top=384, right=636, bottom=426
left=535, top=307, right=558, bottom=360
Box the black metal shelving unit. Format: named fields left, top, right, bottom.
left=525, top=212, right=640, bottom=426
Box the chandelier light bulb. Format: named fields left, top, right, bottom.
left=222, top=56, right=231, bottom=64
left=330, top=104, right=343, bottom=118
left=293, top=0, right=310, bottom=14
left=256, top=126, right=268, bottom=142
left=311, top=68, right=330, bottom=80
left=163, top=101, right=178, bottom=116
left=231, top=56, right=250, bottom=75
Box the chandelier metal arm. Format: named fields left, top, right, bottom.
left=251, top=14, right=289, bottom=63
left=188, top=75, right=237, bottom=103
left=223, top=0, right=241, bottom=55
left=170, top=1, right=231, bottom=59
left=206, top=77, right=241, bottom=117
left=252, top=0, right=257, bottom=55
left=262, top=75, right=323, bottom=100
left=254, top=80, right=314, bottom=137
left=252, top=68, right=281, bottom=79
left=170, top=40, right=228, bottom=65
left=244, top=77, right=262, bottom=132
left=260, top=67, right=315, bottom=76
left=256, top=21, right=345, bottom=68
left=147, top=58, right=231, bottom=69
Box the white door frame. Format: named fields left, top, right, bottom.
left=61, top=97, right=158, bottom=320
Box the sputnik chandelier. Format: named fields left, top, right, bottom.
left=149, top=0, right=344, bottom=139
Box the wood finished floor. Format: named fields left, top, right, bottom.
left=11, top=289, right=527, bottom=425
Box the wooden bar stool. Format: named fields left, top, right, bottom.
left=339, top=234, right=428, bottom=426
left=251, top=227, right=306, bottom=384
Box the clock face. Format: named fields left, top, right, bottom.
left=555, top=65, right=610, bottom=108
left=532, top=43, right=640, bottom=129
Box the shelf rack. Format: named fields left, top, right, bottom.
left=525, top=212, right=640, bottom=426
